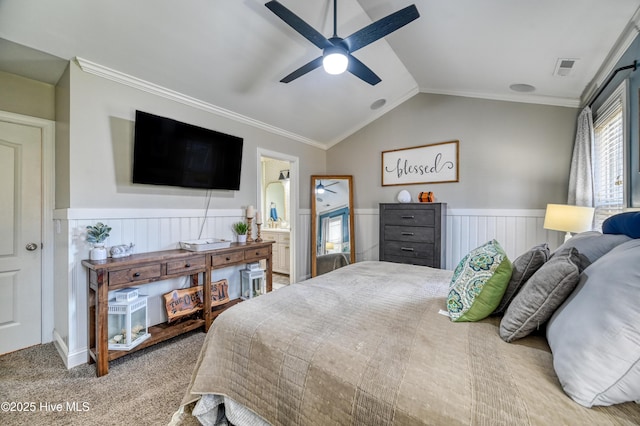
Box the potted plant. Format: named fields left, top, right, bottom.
left=86, top=222, right=111, bottom=260
left=232, top=221, right=248, bottom=243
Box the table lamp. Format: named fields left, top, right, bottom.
left=543, top=204, right=595, bottom=242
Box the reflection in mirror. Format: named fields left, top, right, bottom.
left=265, top=181, right=287, bottom=227
left=311, top=175, right=355, bottom=277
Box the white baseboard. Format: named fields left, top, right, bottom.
left=53, top=329, right=87, bottom=370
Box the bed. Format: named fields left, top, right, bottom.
left=172, top=250, right=640, bottom=425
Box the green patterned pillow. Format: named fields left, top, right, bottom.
left=447, top=240, right=513, bottom=322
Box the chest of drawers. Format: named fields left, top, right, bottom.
left=379, top=203, right=446, bottom=268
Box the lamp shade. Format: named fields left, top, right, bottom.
left=543, top=204, right=595, bottom=233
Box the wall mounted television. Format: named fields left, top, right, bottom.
left=132, top=110, right=243, bottom=190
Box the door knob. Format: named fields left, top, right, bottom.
left=26, top=243, right=38, bottom=251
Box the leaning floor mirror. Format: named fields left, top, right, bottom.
left=311, top=175, right=355, bottom=277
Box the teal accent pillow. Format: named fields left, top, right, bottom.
left=447, top=240, right=513, bottom=322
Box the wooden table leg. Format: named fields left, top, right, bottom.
left=203, top=269, right=212, bottom=332
left=95, top=270, right=109, bottom=377
left=266, top=250, right=273, bottom=293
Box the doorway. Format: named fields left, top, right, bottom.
left=0, top=111, right=54, bottom=354
left=258, top=150, right=298, bottom=287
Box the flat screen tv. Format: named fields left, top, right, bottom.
left=132, top=110, right=243, bottom=190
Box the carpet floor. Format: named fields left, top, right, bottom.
left=0, top=330, right=205, bottom=426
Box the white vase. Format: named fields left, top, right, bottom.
left=237, top=235, right=247, bottom=243
left=90, top=244, right=108, bottom=261
left=397, top=189, right=412, bottom=203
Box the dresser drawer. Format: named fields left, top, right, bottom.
left=383, top=241, right=435, bottom=262
left=383, top=208, right=435, bottom=227
left=245, top=246, right=271, bottom=262
left=166, top=255, right=206, bottom=275
left=109, top=264, right=161, bottom=286
left=382, top=254, right=435, bottom=267
left=211, top=251, right=244, bottom=267
left=383, top=225, right=434, bottom=243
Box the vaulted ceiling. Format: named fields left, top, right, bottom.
left=1, top=0, right=639, bottom=148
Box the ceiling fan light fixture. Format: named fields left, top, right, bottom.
left=323, top=47, right=348, bottom=75
left=265, top=1, right=419, bottom=85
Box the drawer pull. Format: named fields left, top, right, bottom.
left=401, top=232, right=415, bottom=236
left=401, top=215, right=415, bottom=219
left=255, top=252, right=260, bottom=256
left=226, top=257, right=231, bottom=261
left=185, top=263, right=191, bottom=268
left=401, top=247, right=414, bottom=252
left=133, top=272, right=141, bottom=277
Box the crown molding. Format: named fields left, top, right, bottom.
left=74, top=57, right=326, bottom=150
left=581, top=6, right=640, bottom=106
left=418, top=87, right=580, bottom=108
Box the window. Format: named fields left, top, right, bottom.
left=593, top=81, right=627, bottom=228
left=325, top=216, right=343, bottom=253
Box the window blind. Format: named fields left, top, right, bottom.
left=593, top=91, right=624, bottom=228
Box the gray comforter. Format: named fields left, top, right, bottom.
left=174, top=261, right=640, bottom=425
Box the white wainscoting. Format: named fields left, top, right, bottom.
left=353, top=208, right=563, bottom=270
left=444, top=209, right=562, bottom=270
left=53, top=206, right=561, bottom=368
left=54, top=208, right=255, bottom=368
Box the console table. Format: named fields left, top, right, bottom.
left=82, top=241, right=273, bottom=377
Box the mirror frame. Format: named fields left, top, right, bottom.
left=310, top=175, right=355, bottom=277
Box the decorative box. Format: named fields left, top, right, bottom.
left=162, top=279, right=230, bottom=323
left=179, top=239, right=231, bottom=251
left=115, top=288, right=139, bottom=302
left=241, top=269, right=265, bottom=300
left=108, top=296, right=150, bottom=351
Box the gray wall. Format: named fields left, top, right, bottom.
left=55, top=64, right=71, bottom=209
left=0, top=70, right=55, bottom=120
left=65, top=61, right=325, bottom=210
left=328, top=93, right=579, bottom=209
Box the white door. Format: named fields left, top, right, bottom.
left=0, top=120, right=42, bottom=354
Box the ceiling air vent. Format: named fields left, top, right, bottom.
left=554, top=58, right=578, bottom=76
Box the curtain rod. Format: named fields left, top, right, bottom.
left=588, top=60, right=637, bottom=108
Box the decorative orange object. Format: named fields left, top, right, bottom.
left=418, top=191, right=434, bottom=202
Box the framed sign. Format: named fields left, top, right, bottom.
left=381, top=140, right=459, bottom=186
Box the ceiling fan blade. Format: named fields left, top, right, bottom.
left=343, top=4, right=419, bottom=53
left=280, top=56, right=323, bottom=83
left=326, top=188, right=337, bottom=194
left=347, top=55, right=381, bottom=86
left=265, top=1, right=333, bottom=50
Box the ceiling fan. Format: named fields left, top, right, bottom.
left=316, top=180, right=337, bottom=194
left=265, top=0, right=420, bottom=85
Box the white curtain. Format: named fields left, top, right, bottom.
left=568, top=107, right=595, bottom=207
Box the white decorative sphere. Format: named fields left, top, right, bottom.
left=397, top=189, right=411, bottom=203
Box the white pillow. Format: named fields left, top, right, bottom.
left=546, top=239, right=640, bottom=407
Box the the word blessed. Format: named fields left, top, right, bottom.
left=385, top=152, right=455, bottom=179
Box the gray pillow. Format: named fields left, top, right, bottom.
left=547, top=239, right=640, bottom=407
left=492, top=243, right=549, bottom=315
left=499, top=247, right=581, bottom=343
left=552, top=231, right=631, bottom=264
